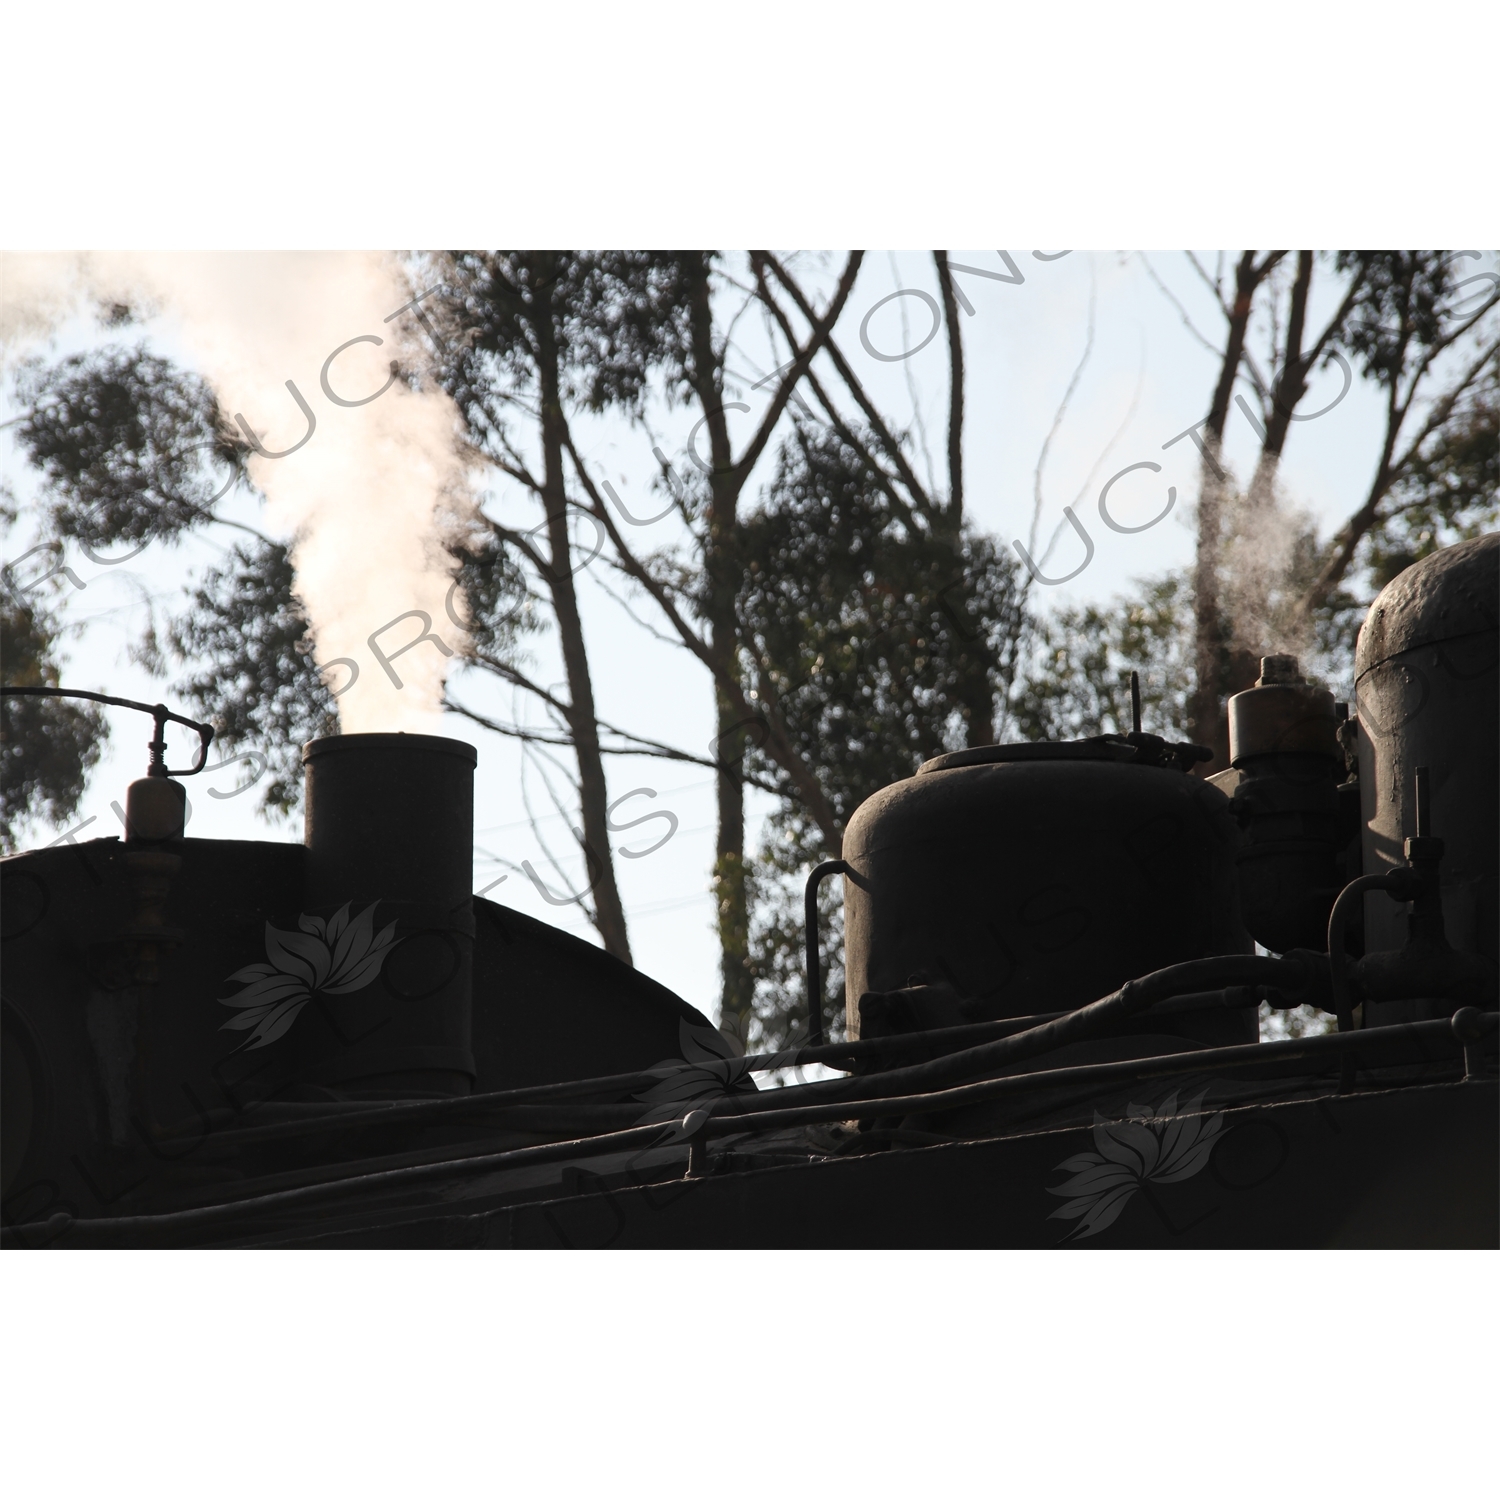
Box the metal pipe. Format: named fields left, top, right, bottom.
left=0, top=685, right=214, bottom=776
left=14, top=1012, right=1493, bottom=1248
left=5, top=1121, right=698, bottom=1246
left=96, top=959, right=1320, bottom=1209
left=148, top=976, right=1298, bottom=1153
left=1327, top=874, right=1410, bottom=1032
left=697, top=954, right=1310, bottom=1124
left=154, top=984, right=1284, bottom=1152
left=135, top=1008, right=1083, bottom=1150
left=194, top=987, right=1279, bottom=1150
left=1453, top=1007, right=1489, bottom=1081
left=703, top=1011, right=1496, bottom=1135
left=804, top=860, right=850, bottom=1047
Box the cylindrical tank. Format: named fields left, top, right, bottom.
left=841, top=742, right=1255, bottom=1045
left=296, top=732, right=478, bottom=1097
left=1355, top=533, right=1498, bottom=966
left=1224, top=654, right=1348, bottom=954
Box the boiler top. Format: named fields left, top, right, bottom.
left=1354, top=533, right=1498, bottom=972
left=840, top=742, right=1252, bottom=1039
left=1355, top=531, right=1498, bottom=675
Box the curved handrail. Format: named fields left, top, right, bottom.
left=1, top=685, right=214, bottom=777
left=804, top=859, right=851, bottom=1047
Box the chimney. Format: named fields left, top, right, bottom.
left=295, top=733, right=477, bottom=1097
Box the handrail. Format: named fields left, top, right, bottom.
left=804, top=859, right=850, bottom=1047
left=0, top=685, right=214, bottom=777
left=739, top=953, right=1309, bottom=1122
left=130, top=986, right=1270, bottom=1153
left=1327, top=874, right=1415, bottom=1034
left=10, top=1010, right=1492, bottom=1247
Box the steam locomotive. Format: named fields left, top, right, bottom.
left=3, top=534, right=1495, bottom=1248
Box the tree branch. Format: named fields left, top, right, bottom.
left=733, top=251, right=864, bottom=487
left=757, top=250, right=939, bottom=523
left=1260, top=250, right=1315, bottom=460
left=1142, top=253, right=1225, bottom=356
left=934, top=251, right=965, bottom=523
left=481, top=514, right=551, bottom=578
left=446, top=693, right=783, bottom=789
left=1304, top=258, right=1370, bottom=368
left=561, top=424, right=845, bottom=845
left=749, top=266, right=927, bottom=540
left=1389, top=331, right=1500, bottom=479
left=1294, top=331, right=1500, bottom=621
left=1186, top=251, right=1233, bottom=320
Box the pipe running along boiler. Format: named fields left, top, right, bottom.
left=2, top=535, right=1496, bottom=1247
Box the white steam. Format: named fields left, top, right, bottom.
left=0, top=251, right=475, bottom=734
left=1217, top=468, right=1316, bottom=663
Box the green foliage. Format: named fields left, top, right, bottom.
left=450, top=531, right=541, bottom=660
left=1011, top=573, right=1194, bottom=742
left=1311, top=379, right=1498, bottom=687
left=437, top=252, right=708, bottom=424
left=1369, top=382, right=1499, bottom=582
left=1334, top=251, right=1469, bottom=387
left=4, top=342, right=324, bottom=818
left=0, top=593, right=106, bottom=850
left=737, top=424, right=1025, bottom=852
left=165, top=539, right=337, bottom=819
left=735, top=424, right=1028, bottom=1046
left=0, top=338, right=236, bottom=846
left=12, top=343, right=247, bottom=549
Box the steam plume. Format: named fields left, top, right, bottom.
left=1, top=251, right=475, bottom=734
left=1217, top=469, right=1315, bottom=664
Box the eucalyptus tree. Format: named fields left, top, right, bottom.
left=553, top=251, right=1042, bottom=1041
left=1141, top=249, right=1499, bottom=763
left=520, top=251, right=864, bottom=1036
left=2, top=343, right=269, bottom=818
left=1297, top=251, right=1500, bottom=626
left=0, top=339, right=365, bottom=818
left=0, top=587, right=107, bottom=850
left=732, top=422, right=1027, bottom=1046
left=422, top=251, right=723, bottom=965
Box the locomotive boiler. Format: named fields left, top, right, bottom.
left=2, top=535, right=1495, bottom=1248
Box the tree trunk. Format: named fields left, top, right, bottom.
left=1243, top=249, right=1315, bottom=543
left=534, top=277, right=633, bottom=965
left=683, top=256, right=755, bottom=1039
left=934, top=253, right=995, bottom=748
left=712, top=692, right=752, bottom=1046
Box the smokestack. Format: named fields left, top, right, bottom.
left=295, top=732, right=477, bottom=1097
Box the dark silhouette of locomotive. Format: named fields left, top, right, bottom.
left=3, top=535, right=1496, bottom=1248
